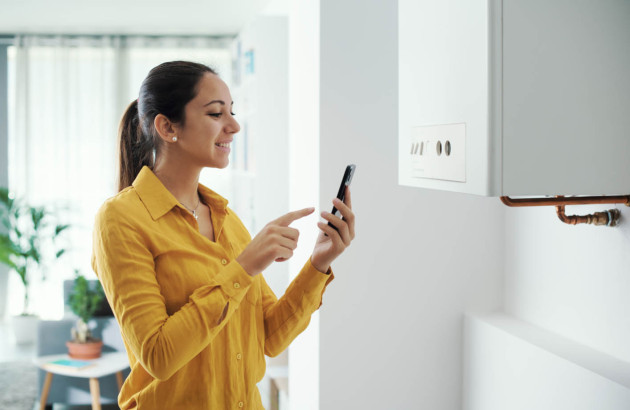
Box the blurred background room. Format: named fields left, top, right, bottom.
left=1, top=1, right=630, bottom=410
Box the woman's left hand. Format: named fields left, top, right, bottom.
left=311, top=186, right=355, bottom=273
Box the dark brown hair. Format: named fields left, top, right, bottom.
left=117, top=61, right=216, bottom=192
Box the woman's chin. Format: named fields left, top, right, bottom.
left=207, top=159, right=230, bottom=169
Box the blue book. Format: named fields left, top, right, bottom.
left=45, top=359, right=95, bottom=371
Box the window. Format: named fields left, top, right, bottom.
left=6, top=35, right=247, bottom=318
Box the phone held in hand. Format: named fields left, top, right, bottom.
left=328, top=164, right=356, bottom=233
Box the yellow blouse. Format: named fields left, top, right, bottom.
left=91, top=166, right=334, bottom=409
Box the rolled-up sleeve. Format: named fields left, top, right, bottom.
left=260, top=258, right=334, bottom=357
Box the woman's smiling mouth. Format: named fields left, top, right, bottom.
left=215, top=141, right=231, bottom=152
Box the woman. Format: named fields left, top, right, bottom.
left=91, top=61, right=355, bottom=409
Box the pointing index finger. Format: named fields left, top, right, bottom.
left=274, top=207, right=315, bottom=227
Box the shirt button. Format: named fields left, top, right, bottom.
left=236, top=353, right=242, bottom=360
left=221, top=258, right=228, bottom=265
left=238, top=402, right=244, bottom=408
left=234, top=282, right=241, bottom=289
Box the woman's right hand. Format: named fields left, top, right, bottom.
left=236, top=207, right=315, bottom=276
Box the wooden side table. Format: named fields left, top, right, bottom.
left=34, top=351, right=129, bottom=410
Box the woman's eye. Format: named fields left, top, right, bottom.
left=208, top=112, right=236, bottom=118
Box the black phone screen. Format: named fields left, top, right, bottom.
left=328, top=164, right=356, bottom=231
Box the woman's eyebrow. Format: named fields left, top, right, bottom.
left=204, top=100, right=234, bottom=107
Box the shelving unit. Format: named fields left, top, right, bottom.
left=464, top=313, right=630, bottom=409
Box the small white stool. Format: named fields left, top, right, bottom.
left=34, top=351, right=129, bottom=410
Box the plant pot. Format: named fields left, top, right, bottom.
left=11, top=314, right=39, bottom=345
left=66, top=340, right=104, bottom=360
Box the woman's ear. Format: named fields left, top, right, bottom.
left=154, top=114, right=179, bottom=143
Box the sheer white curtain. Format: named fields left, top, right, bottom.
left=8, top=35, right=234, bottom=318
left=9, top=36, right=121, bottom=318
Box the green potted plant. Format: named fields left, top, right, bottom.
left=0, top=187, right=69, bottom=344
left=66, top=271, right=106, bottom=359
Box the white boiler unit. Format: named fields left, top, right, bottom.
left=398, top=0, right=630, bottom=196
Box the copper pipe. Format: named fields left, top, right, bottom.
left=500, top=195, right=625, bottom=227
left=500, top=195, right=630, bottom=207
left=556, top=205, right=621, bottom=227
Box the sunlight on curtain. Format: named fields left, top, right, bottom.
left=7, top=35, right=235, bottom=319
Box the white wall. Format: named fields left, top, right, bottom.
left=287, top=0, right=321, bottom=409
left=318, top=1, right=504, bottom=409
left=316, top=1, right=630, bottom=407
left=236, top=14, right=290, bottom=315
left=0, top=43, right=8, bottom=320
left=464, top=219, right=630, bottom=410
left=463, top=204, right=630, bottom=408
left=505, top=204, right=630, bottom=362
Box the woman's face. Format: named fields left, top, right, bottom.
left=174, top=73, right=240, bottom=169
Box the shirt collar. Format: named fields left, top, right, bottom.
left=132, top=166, right=229, bottom=221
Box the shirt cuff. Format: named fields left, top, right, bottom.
left=291, top=258, right=335, bottom=308
left=214, top=259, right=254, bottom=304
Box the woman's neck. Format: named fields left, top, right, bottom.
left=152, top=159, right=202, bottom=210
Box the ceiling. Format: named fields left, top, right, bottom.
left=0, top=0, right=286, bottom=36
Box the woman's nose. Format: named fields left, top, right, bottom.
left=226, top=115, right=240, bottom=134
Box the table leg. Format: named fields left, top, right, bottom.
left=270, top=378, right=279, bottom=410
left=89, top=378, right=102, bottom=410
left=39, top=372, right=53, bottom=410
left=116, top=371, right=123, bottom=391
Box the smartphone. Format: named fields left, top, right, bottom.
left=327, top=164, right=356, bottom=232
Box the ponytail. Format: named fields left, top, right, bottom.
left=118, top=100, right=154, bottom=192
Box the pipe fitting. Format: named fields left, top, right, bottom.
left=556, top=206, right=620, bottom=227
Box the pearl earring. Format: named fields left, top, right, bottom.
left=172, top=136, right=178, bottom=142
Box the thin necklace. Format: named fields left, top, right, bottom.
left=182, top=195, right=201, bottom=220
